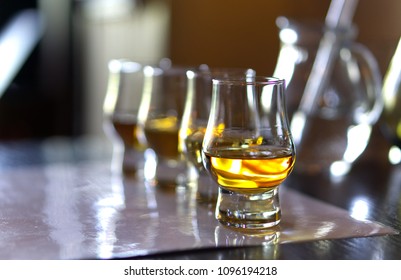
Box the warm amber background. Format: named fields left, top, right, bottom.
left=168, top=0, right=401, bottom=76
left=1, top=0, right=400, bottom=138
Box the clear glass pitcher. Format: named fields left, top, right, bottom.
left=273, top=17, right=383, bottom=176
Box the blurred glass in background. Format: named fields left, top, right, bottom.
left=103, top=59, right=145, bottom=177
left=0, top=0, right=400, bottom=149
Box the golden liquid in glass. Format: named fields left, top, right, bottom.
left=144, top=116, right=180, bottom=160
left=111, top=117, right=146, bottom=151
left=203, top=147, right=295, bottom=193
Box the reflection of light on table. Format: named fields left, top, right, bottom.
left=95, top=175, right=125, bottom=259
left=96, top=207, right=119, bottom=259
left=314, top=221, right=335, bottom=239
left=350, top=198, right=370, bottom=221
left=43, top=164, right=85, bottom=259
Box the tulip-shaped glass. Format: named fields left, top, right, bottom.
left=202, top=77, right=295, bottom=229
left=103, top=59, right=146, bottom=177
left=180, top=67, right=255, bottom=203
left=139, top=65, right=193, bottom=188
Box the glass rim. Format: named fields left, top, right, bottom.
left=144, top=65, right=198, bottom=77
left=212, top=76, right=285, bottom=86
left=187, top=67, right=256, bottom=78
left=108, top=59, right=142, bottom=73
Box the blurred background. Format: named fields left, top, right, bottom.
left=0, top=0, right=400, bottom=140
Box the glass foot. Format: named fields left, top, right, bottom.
left=216, top=187, right=281, bottom=229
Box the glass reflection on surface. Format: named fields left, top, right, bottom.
left=109, top=179, right=161, bottom=258
left=175, top=185, right=199, bottom=240
left=95, top=175, right=125, bottom=259
left=214, top=225, right=279, bottom=259
left=214, top=225, right=280, bottom=247
left=43, top=164, right=86, bottom=259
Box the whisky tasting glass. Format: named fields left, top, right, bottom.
left=180, top=67, right=256, bottom=203
left=139, top=65, right=193, bottom=188
left=103, top=59, right=146, bottom=177
left=202, top=77, right=295, bottom=229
